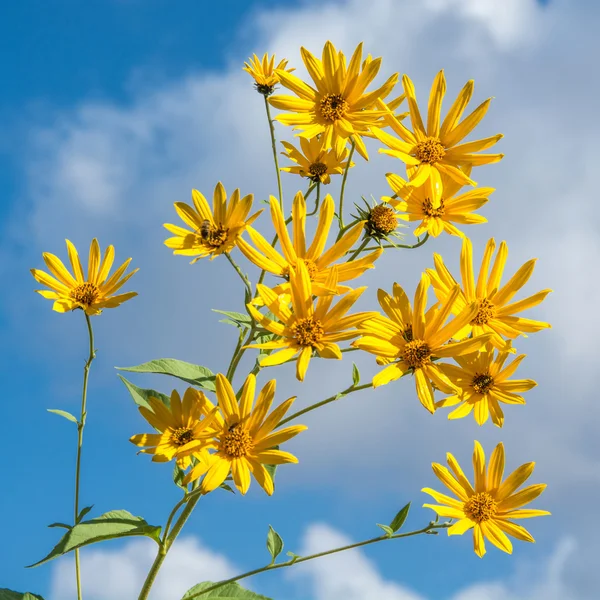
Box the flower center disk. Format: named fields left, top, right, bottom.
left=221, top=425, right=253, bottom=458
left=464, top=492, right=498, bottom=523
left=308, top=162, right=328, bottom=180
left=472, top=298, right=497, bottom=326
left=472, top=373, right=494, bottom=394
left=320, top=93, right=349, bottom=122
left=291, top=316, right=324, bottom=347
left=402, top=339, right=431, bottom=368
left=171, top=427, right=194, bottom=446
left=415, top=137, right=446, bottom=164
left=422, top=197, right=446, bottom=218
left=70, top=282, right=100, bottom=306
left=201, top=223, right=229, bottom=248
left=368, top=205, right=397, bottom=236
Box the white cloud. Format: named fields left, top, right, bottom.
left=50, top=536, right=236, bottom=600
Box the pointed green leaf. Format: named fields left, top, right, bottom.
left=47, top=409, right=78, bottom=424
left=286, top=551, right=301, bottom=564
left=116, top=359, right=216, bottom=391
left=47, top=522, right=71, bottom=529
left=376, top=523, right=394, bottom=537
left=76, top=505, right=94, bottom=523
left=352, top=363, right=360, bottom=386
left=0, top=590, right=44, bottom=600
left=27, top=510, right=161, bottom=568
left=182, top=582, right=272, bottom=599
left=213, top=309, right=252, bottom=329
left=118, top=375, right=171, bottom=410
left=266, top=525, right=283, bottom=563
left=389, top=502, right=411, bottom=532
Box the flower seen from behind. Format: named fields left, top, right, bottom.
left=164, top=182, right=261, bottom=263
left=31, top=238, right=138, bottom=316
left=422, top=441, right=550, bottom=557
left=184, top=373, right=306, bottom=495
left=243, top=53, right=294, bottom=96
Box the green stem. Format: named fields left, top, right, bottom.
left=347, top=239, right=369, bottom=262
left=307, top=181, right=321, bottom=217
left=337, top=217, right=361, bottom=239
left=337, top=141, right=355, bottom=232
left=278, top=382, right=372, bottom=427
left=184, top=520, right=451, bottom=599
left=73, top=312, right=96, bottom=600
left=264, top=96, right=283, bottom=210
left=138, top=495, right=202, bottom=600
left=225, top=252, right=252, bottom=301
left=226, top=325, right=257, bottom=382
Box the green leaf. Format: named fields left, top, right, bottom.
left=286, top=551, right=301, bottom=564
left=376, top=523, right=394, bottom=537
left=389, top=502, right=411, bottom=533
left=77, top=505, right=94, bottom=523
left=118, top=374, right=171, bottom=410
left=28, top=510, right=161, bottom=568
left=182, top=582, right=272, bottom=599
left=0, top=590, right=44, bottom=600
left=116, top=359, right=216, bottom=391
left=352, top=363, right=360, bottom=386
left=219, top=483, right=235, bottom=494
left=263, top=445, right=279, bottom=491
left=173, top=464, right=187, bottom=491
left=266, top=525, right=283, bottom=563
left=47, top=409, right=78, bottom=424
left=213, top=309, right=252, bottom=329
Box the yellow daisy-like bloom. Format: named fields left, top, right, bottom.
left=31, top=239, right=138, bottom=316
left=130, top=388, right=219, bottom=469
left=435, top=348, right=537, bottom=427
left=184, top=374, right=306, bottom=496
left=423, top=441, right=550, bottom=557
left=269, top=41, right=398, bottom=160
left=246, top=263, right=376, bottom=381
left=164, top=182, right=261, bottom=263
left=280, top=137, right=354, bottom=185
left=238, top=191, right=382, bottom=299
left=352, top=274, right=493, bottom=413
left=426, top=237, right=552, bottom=353
left=384, top=165, right=493, bottom=238
left=372, top=70, right=503, bottom=187
left=243, top=53, right=294, bottom=96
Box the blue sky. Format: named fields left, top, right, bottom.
left=1, top=0, right=598, bottom=599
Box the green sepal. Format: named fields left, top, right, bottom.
left=182, top=581, right=272, bottom=599
left=116, top=359, right=216, bottom=391
left=352, top=363, right=360, bottom=386
left=47, top=409, right=78, bottom=424
left=219, top=483, right=235, bottom=494
left=118, top=375, right=171, bottom=411
left=266, top=525, right=283, bottom=563
left=27, top=510, right=161, bottom=568
left=173, top=464, right=188, bottom=491
left=389, top=502, right=411, bottom=532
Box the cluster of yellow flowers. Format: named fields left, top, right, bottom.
left=31, top=42, right=551, bottom=562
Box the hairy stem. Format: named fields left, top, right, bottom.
left=264, top=96, right=283, bottom=210
left=337, top=141, right=356, bottom=234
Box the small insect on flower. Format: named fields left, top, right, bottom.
left=199, top=219, right=212, bottom=242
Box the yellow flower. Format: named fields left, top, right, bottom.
left=269, top=41, right=398, bottom=160
left=384, top=165, right=493, bottom=238
left=243, top=53, right=294, bottom=95
left=423, top=441, right=550, bottom=557
left=238, top=191, right=382, bottom=299
left=372, top=70, right=503, bottom=187
left=280, top=137, right=354, bottom=185
left=352, top=274, right=493, bottom=413
left=246, top=263, right=376, bottom=381
left=31, top=239, right=138, bottom=316
left=352, top=197, right=408, bottom=243
left=426, top=237, right=552, bottom=353
left=130, top=388, right=219, bottom=469
left=164, top=182, right=261, bottom=263
left=435, top=348, right=537, bottom=427
left=184, top=374, right=306, bottom=496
